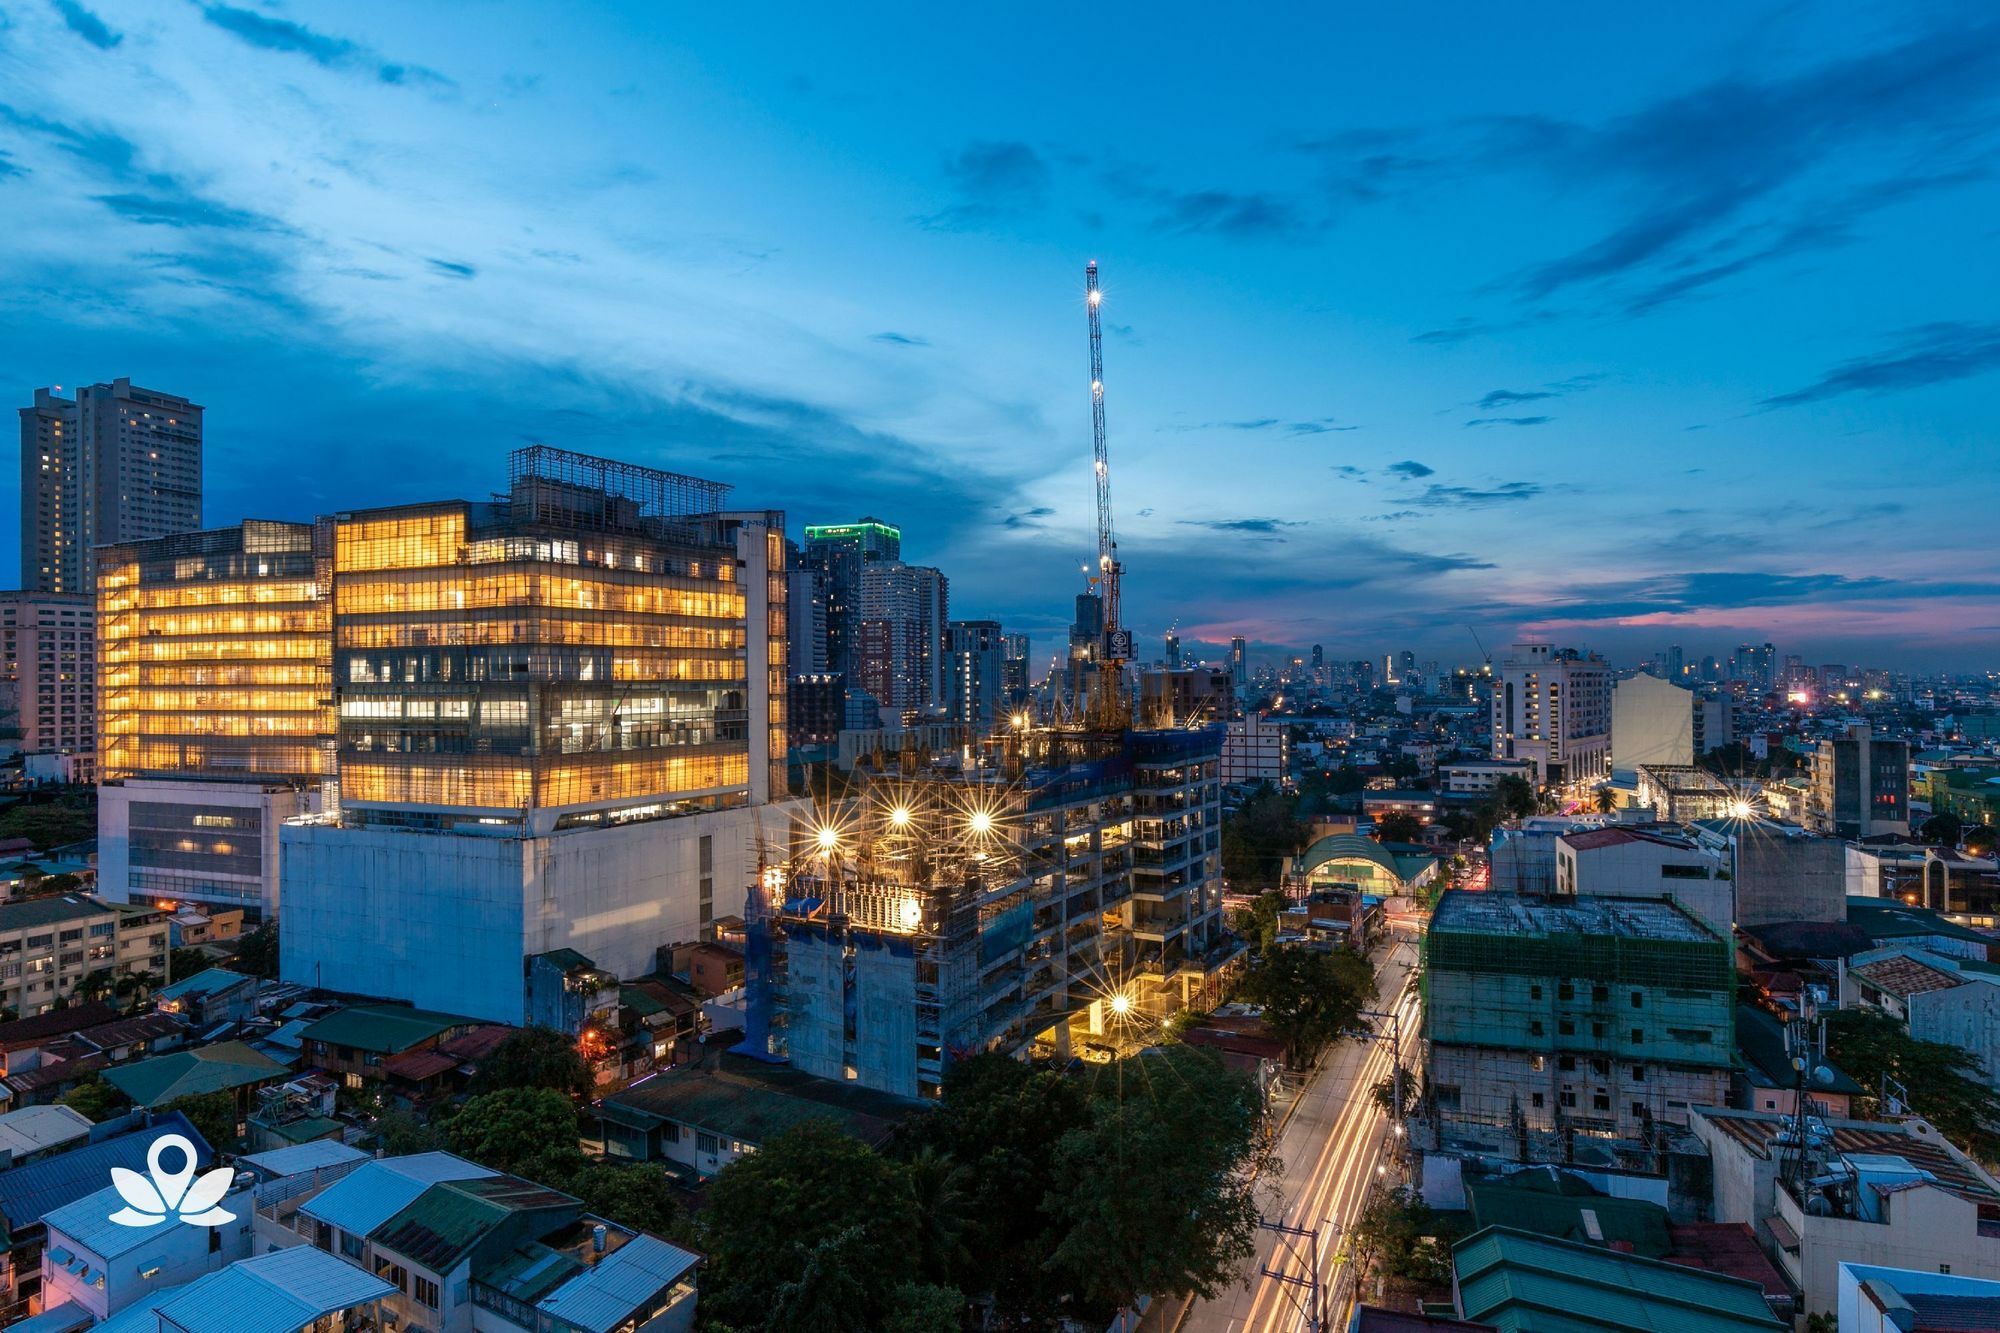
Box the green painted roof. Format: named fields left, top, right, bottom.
left=159, top=967, right=256, bottom=1001
left=371, top=1175, right=577, bottom=1272
left=102, top=1040, right=287, bottom=1107
left=1298, top=833, right=1436, bottom=887
left=300, top=1004, right=472, bottom=1054
left=0, top=895, right=109, bottom=930
left=1465, top=1175, right=1673, bottom=1258
left=1453, top=1226, right=1784, bottom=1332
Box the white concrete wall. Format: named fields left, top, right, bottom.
left=1910, top=979, right=2000, bottom=1082
left=99, top=779, right=311, bottom=918
left=1612, top=674, right=1695, bottom=775
left=281, top=802, right=799, bottom=1024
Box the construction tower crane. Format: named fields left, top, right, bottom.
left=1086, top=260, right=1131, bottom=727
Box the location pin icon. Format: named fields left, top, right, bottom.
left=147, top=1134, right=198, bottom=1212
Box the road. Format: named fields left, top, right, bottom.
left=1176, top=934, right=1422, bottom=1333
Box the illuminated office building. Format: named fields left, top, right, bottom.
left=282, top=447, right=797, bottom=1024
left=95, top=521, right=332, bottom=918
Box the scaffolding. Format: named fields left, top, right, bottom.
left=507, top=444, right=733, bottom=535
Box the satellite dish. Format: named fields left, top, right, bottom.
left=1814, top=1066, right=1835, bottom=1086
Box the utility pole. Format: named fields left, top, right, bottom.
left=1258, top=1216, right=1327, bottom=1332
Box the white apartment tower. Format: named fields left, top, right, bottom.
left=1492, top=642, right=1611, bottom=787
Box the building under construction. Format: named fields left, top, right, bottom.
left=750, top=723, right=1235, bottom=1097
left=1423, top=889, right=1735, bottom=1149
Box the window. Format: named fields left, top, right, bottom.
left=1561, top=1090, right=1577, bottom=1108
left=1558, top=1020, right=1575, bottom=1036
left=1630, top=991, right=1644, bottom=1008
left=1592, top=1022, right=1606, bottom=1039
left=1531, top=1092, right=1545, bottom=1108
left=1529, top=984, right=1543, bottom=1000
left=1591, top=985, right=1608, bottom=1002
left=341, top=1232, right=364, bottom=1260
left=661, top=1122, right=681, bottom=1143
left=1558, top=983, right=1574, bottom=1001
left=697, top=1131, right=719, bottom=1154
left=1631, top=1065, right=1646, bottom=1082
left=1593, top=1092, right=1611, bottom=1111
left=1529, top=1020, right=1544, bottom=1036
left=1631, top=1028, right=1644, bottom=1044
left=374, top=1258, right=409, bottom=1292
left=1558, top=1056, right=1576, bottom=1072
left=414, top=1274, right=440, bottom=1309
left=1632, top=1102, right=1647, bottom=1119
left=1530, top=1055, right=1546, bottom=1072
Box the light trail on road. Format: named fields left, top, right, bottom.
left=1178, top=940, right=1423, bottom=1333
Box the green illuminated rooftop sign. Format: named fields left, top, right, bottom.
left=804, top=522, right=901, bottom=541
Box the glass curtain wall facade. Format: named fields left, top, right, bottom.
left=331, top=448, right=769, bottom=829
left=97, top=520, right=333, bottom=781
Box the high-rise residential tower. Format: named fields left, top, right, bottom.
left=856, top=560, right=948, bottom=711
left=801, top=518, right=900, bottom=680
left=18, top=379, right=202, bottom=595
left=281, top=447, right=797, bottom=1023
left=1492, top=642, right=1612, bottom=787
left=95, top=521, right=334, bottom=918
left=945, top=619, right=1005, bottom=732
left=0, top=591, right=96, bottom=780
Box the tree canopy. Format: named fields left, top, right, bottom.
left=702, top=1120, right=924, bottom=1331
left=1044, top=1046, right=1272, bottom=1319
left=1374, top=812, right=1424, bottom=845
left=1237, top=942, right=1376, bottom=1066
left=1826, top=1007, right=2000, bottom=1162
left=1349, top=1185, right=1457, bottom=1289
left=0, top=794, right=95, bottom=850
left=470, top=1026, right=594, bottom=1098
left=231, top=922, right=280, bottom=978
left=1221, top=783, right=1306, bottom=888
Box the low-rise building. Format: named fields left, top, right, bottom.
left=0, top=896, right=168, bottom=1020
left=1556, top=825, right=1732, bottom=934
left=1635, top=764, right=1737, bottom=822
left=1450, top=1226, right=1784, bottom=1331
left=0, top=1111, right=211, bottom=1323
left=1424, top=892, right=1733, bottom=1142
left=1732, top=1004, right=1859, bottom=1118
left=1440, top=759, right=1531, bottom=796
left=297, top=1004, right=483, bottom=1089
left=1293, top=834, right=1439, bottom=898
left=88, top=1243, right=397, bottom=1333
left=153, top=968, right=258, bottom=1028
left=38, top=1172, right=255, bottom=1324
left=594, top=1051, right=913, bottom=1180
left=1836, top=1263, right=2000, bottom=1333
left=101, top=1040, right=287, bottom=1134
left=1692, top=1107, right=2000, bottom=1322
left=0, top=1104, right=92, bottom=1166
left=252, top=1151, right=700, bottom=1333
left=1845, top=945, right=2000, bottom=1081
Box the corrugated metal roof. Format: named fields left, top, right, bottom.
left=1454, top=1226, right=1785, bottom=1331
left=535, top=1233, right=701, bottom=1333
left=239, top=1137, right=368, bottom=1180
left=101, top=1039, right=285, bottom=1106
left=154, top=1245, right=396, bottom=1333
left=157, top=967, right=256, bottom=1002
left=6, top=1300, right=93, bottom=1333
left=43, top=1182, right=180, bottom=1258
left=0, top=1103, right=93, bottom=1158
left=371, top=1174, right=575, bottom=1270
left=0, top=1113, right=210, bottom=1232
left=300, top=1151, right=493, bottom=1237
left=298, top=1004, right=470, bottom=1054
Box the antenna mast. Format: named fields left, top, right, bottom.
left=1086, top=261, right=1130, bottom=726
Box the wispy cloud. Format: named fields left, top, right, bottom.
left=1409, top=481, right=1543, bottom=507
left=200, top=5, right=453, bottom=88
left=1477, top=388, right=1554, bottom=409
left=1464, top=415, right=1553, bottom=428
left=51, top=0, right=121, bottom=49
left=1177, top=517, right=1307, bottom=537
left=1761, top=321, right=2000, bottom=407
left=1385, top=460, right=1433, bottom=478
left=872, top=331, right=929, bottom=347
left=427, top=258, right=476, bottom=279
left=922, top=140, right=1050, bottom=230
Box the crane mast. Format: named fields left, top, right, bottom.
left=1086, top=261, right=1130, bottom=727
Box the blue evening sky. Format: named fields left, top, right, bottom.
left=3, top=1, right=1997, bottom=670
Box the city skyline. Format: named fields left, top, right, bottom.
left=3, top=3, right=1998, bottom=668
